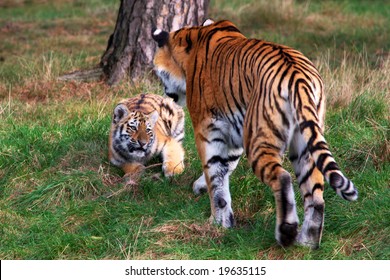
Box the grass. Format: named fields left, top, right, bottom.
left=0, top=0, right=389, bottom=259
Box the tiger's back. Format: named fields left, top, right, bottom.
left=109, top=93, right=185, bottom=177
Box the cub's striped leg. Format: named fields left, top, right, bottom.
left=289, top=127, right=325, bottom=249
left=195, top=120, right=243, bottom=228
left=247, top=136, right=299, bottom=246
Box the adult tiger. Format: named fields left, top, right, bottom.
left=109, top=93, right=185, bottom=178
left=152, top=19, right=358, bottom=248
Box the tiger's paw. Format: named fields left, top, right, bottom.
left=209, top=210, right=235, bottom=228
left=210, top=199, right=235, bottom=228
left=193, top=174, right=207, bottom=195
left=162, top=161, right=184, bottom=177
left=296, top=229, right=321, bottom=250
left=276, top=222, right=298, bottom=247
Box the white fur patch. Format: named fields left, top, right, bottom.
left=203, top=19, right=214, bottom=26
left=153, top=29, right=162, bottom=36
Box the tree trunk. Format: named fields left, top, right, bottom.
left=101, top=0, right=210, bottom=86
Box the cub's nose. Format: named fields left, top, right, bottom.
left=138, top=139, right=147, bottom=148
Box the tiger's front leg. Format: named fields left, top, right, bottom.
left=194, top=120, right=243, bottom=228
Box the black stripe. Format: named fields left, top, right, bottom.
left=303, top=105, right=318, bottom=120
left=316, top=152, right=333, bottom=172
left=300, top=120, right=320, bottom=149
left=299, top=121, right=319, bottom=133
left=342, top=189, right=356, bottom=196
left=205, top=154, right=241, bottom=168
left=255, top=150, right=276, bottom=160
left=312, top=183, right=324, bottom=194
left=185, top=33, right=192, bottom=53
left=303, top=192, right=312, bottom=198
left=323, top=161, right=339, bottom=174
left=258, top=142, right=281, bottom=151
left=161, top=102, right=174, bottom=116
left=198, top=133, right=210, bottom=143
left=210, top=168, right=228, bottom=183
left=280, top=174, right=293, bottom=219
left=256, top=161, right=274, bottom=182
left=270, top=162, right=282, bottom=174
left=204, top=26, right=242, bottom=60
left=274, top=95, right=290, bottom=128
left=210, top=138, right=227, bottom=144
left=263, top=108, right=286, bottom=142
left=299, top=164, right=316, bottom=185
left=310, top=141, right=328, bottom=153
left=189, top=54, right=198, bottom=106
left=341, top=179, right=351, bottom=192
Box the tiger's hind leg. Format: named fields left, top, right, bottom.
left=247, top=131, right=299, bottom=246
left=289, top=126, right=325, bottom=249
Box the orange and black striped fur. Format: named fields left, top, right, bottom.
left=152, top=19, right=358, bottom=248
left=109, top=93, right=185, bottom=177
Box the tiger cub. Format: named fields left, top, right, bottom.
left=109, top=93, right=185, bottom=178
left=152, top=19, right=358, bottom=249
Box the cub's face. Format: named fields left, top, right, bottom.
left=111, top=104, right=159, bottom=160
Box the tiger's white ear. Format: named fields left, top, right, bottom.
left=113, top=104, right=128, bottom=124
left=148, top=111, right=159, bottom=128
left=202, top=19, right=214, bottom=26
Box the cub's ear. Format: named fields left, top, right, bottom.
left=148, top=111, right=159, bottom=128
left=113, top=104, right=128, bottom=124
left=202, top=18, right=214, bottom=26
left=151, top=28, right=169, bottom=47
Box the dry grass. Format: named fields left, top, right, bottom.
left=317, top=51, right=390, bottom=108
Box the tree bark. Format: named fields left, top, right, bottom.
left=101, top=0, right=210, bottom=86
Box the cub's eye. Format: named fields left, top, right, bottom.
left=129, top=125, right=137, bottom=130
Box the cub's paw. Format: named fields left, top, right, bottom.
left=122, top=163, right=145, bottom=183
left=162, top=161, right=184, bottom=177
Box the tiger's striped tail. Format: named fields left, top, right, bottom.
left=295, top=102, right=358, bottom=202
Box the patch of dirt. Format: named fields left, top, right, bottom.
left=150, top=221, right=225, bottom=244
left=6, top=80, right=111, bottom=105
left=257, top=245, right=306, bottom=260
left=0, top=0, right=73, bottom=8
